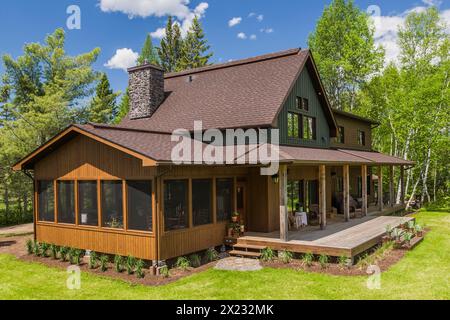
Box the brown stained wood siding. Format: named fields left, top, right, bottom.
left=34, top=135, right=157, bottom=180
left=33, top=134, right=157, bottom=260
left=331, top=114, right=372, bottom=151
left=36, top=224, right=156, bottom=260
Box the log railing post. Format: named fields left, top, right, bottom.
left=378, top=166, right=383, bottom=212
left=319, top=165, right=327, bottom=229
left=343, top=164, right=350, bottom=222
left=361, top=165, right=368, bottom=217
left=279, top=165, right=288, bottom=242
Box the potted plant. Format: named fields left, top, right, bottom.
left=415, top=224, right=423, bottom=237
left=232, top=212, right=240, bottom=223
left=227, top=223, right=234, bottom=237
left=403, top=232, right=413, bottom=248
left=240, top=224, right=245, bottom=233
left=232, top=223, right=241, bottom=237
left=392, top=228, right=405, bottom=249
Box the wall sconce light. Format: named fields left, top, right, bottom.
left=271, top=174, right=279, bottom=184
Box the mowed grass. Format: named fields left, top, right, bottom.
left=0, top=209, right=449, bottom=300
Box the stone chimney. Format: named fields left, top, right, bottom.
left=127, top=63, right=165, bottom=120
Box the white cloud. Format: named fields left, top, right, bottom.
left=237, top=32, right=247, bottom=40
left=150, top=27, right=166, bottom=39
left=256, top=14, right=264, bottom=22
left=422, top=0, right=442, bottom=7
left=260, top=28, right=274, bottom=34
left=250, top=34, right=257, bottom=40
left=371, top=3, right=450, bottom=64
left=228, top=17, right=242, bottom=27
left=104, top=48, right=139, bottom=71
left=248, top=12, right=256, bottom=18
left=99, top=0, right=191, bottom=19
left=99, top=0, right=209, bottom=39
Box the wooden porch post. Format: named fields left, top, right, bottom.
left=343, top=165, right=350, bottom=222
left=400, top=165, right=405, bottom=204
left=389, top=166, right=394, bottom=207
left=319, top=165, right=327, bottom=230
left=378, top=166, right=383, bottom=212
left=361, top=165, right=368, bottom=217
left=279, top=164, right=289, bottom=242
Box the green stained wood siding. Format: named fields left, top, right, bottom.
left=277, top=68, right=330, bottom=148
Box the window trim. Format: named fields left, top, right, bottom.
left=163, top=178, right=190, bottom=232
left=126, top=180, right=154, bottom=232
left=37, top=180, right=56, bottom=223
left=56, top=180, right=76, bottom=225
left=358, top=130, right=366, bottom=146
left=337, top=126, right=345, bottom=144
left=296, top=96, right=309, bottom=111
left=302, top=115, right=317, bottom=140
left=192, top=178, right=214, bottom=227
left=287, top=112, right=300, bottom=139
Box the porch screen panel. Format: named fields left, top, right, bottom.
left=38, top=180, right=54, bottom=222
left=78, top=181, right=98, bottom=226
left=57, top=181, right=75, bottom=224
left=164, top=180, right=188, bottom=231
left=127, top=181, right=152, bottom=232
left=101, top=181, right=124, bottom=229
left=192, top=179, right=213, bottom=226
left=216, top=178, right=233, bottom=222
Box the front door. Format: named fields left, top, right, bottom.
left=236, top=182, right=247, bottom=227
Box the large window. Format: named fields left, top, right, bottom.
left=337, top=126, right=345, bottom=144
left=216, top=178, right=233, bottom=222
left=302, top=116, right=316, bottom=140
left=38, top=180, right=54, bottom=222
left=101, top=181, right=123, bottom=229
left=287, top=112, right=300, bottom=138
left=192, top=179, right=213, bottom=226
left=127, top=181, right=153, bottom=232
left=358, top=130, right=366, bottom=146
left=164, top=180, right=188, bottom=231
left=78, top=181, right=98, bottom=226
left=57, top=181, right=75, bottom=224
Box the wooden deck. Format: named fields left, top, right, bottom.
left=238, top=214, right=414, bottom=260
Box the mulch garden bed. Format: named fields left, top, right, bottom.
left=20, top=254, right=218, bottom=286
left=261, top=229, right=428, bottom=276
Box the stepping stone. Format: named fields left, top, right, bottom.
left=215, top=257, right=262, bottom=272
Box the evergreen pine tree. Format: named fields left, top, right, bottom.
left=114, top=88, right=129, bottom=124
left=158, top=16, right=183, bottom=72
left=137, top=34, right=160, bottom=66
left=88, top=73, right=119, bottom=124
left=178, top=17, right=213, bottom=70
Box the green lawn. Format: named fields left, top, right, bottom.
left=0, top=209, right=449, bottom=300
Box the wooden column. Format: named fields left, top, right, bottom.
left=361, top=165, right=368, bottom=217
left=343, top=165, right=350, bottom=222
left=378, top=166, right=383, bottom=212
left=400, top=166, right=405, bottom=204
left=389, top=166, right=394, bottom=207
left=319, top=165, right=327, bottom=230
left=279, top=165, right=288, bottom=242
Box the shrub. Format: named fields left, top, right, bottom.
left=73, top=249, right=84, bottom=265
left=302, top=253, right=314, bottom=267
left=135, top=259, right=145, bottom=279
left=126, top=256, right=136, bottom=275
left=49, top=244, right=60, bottom=259
left=407, top=220, right=415, bottom=231
left=338, top=255, right=348, bottom=268
left=319, top=254, right=329, bottom=269
left=99, top=255, right=109, bottom=272
left=159, top=265, right=170, bottom=278
left=279, top=250, right=293, bottom=264
left=205, top=247, right=219, bottom=262
left=40, top=243, right=50, bottom=257
left=59, top=246, right=69, bottom=262
left=33, top=241, right=41, bottom=256
left=189, top=254, right=201, bottom=268
left=114, top=255, right=124, bottom=273
left=89, top=251, right=98, bottom=269
left=404, top=232, right=413, bottom=244
left=26, top=239, right=34, bottom=255
left=175, top=256, right=191, bottom=270
left=260, top=247, right=275, bottom=262
left=68, top=248, right=76, bottom=264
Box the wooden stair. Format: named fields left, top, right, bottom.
left=229, top=244, right=267, bottom=259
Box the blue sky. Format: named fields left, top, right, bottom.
left=0, top=0, right=449, bottom=95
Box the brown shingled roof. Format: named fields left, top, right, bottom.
left=119, top=48, right=313, bottom=132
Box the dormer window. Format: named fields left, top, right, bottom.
left=358, top=130, right=366, bottom=146
left=337, top=126, right=345, bottom=144
left=296, top=97, right=309, bottom=111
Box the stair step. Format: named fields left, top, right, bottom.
left=229, top=250, right=261, bottom=258
left=233, top=244, right=267, bottom=251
